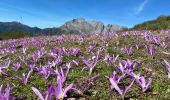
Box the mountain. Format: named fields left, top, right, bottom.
left=1, top=15, right=170, bottom=38
left=0, top=22, right=42, bottom=36
left=132, top=15, right=170, bottom=30
left=60, top=18, right=126, bottom=34
left=0, top=18, right=126, bottom=37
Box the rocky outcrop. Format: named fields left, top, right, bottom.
left=103, top=24, right=125, bottom=32
left=60, top=18, right=126, bottom=34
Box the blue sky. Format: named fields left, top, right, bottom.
left=0, top=0, right=169, bottom=28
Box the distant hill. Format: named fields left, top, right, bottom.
left=0, top=18, right=127, bottom=39
left=0, top=22, right=41, bottom=36
left=132, top=16, right=170, bottom=30
left=0, top=22, right=61, bottom=36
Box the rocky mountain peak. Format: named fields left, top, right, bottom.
left=60, top=18, right=126, bottom=34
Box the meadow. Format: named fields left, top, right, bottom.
left=0, top=30, right=170, bottom=100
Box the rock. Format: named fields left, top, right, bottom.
left=60, top=18, right=126, bottom=34
left=103, top=24, right=124, bottom=33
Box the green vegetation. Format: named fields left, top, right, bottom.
left=132, top=15, right=170, bottom=30
left=0, top=32, right=28, bottom=40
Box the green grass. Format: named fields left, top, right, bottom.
left=0, top=32, right=170, bottom=99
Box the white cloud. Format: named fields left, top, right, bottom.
left=135, top=0, right=148, bottom=14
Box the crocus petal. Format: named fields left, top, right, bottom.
left=125, top=70, right=135, bottom=78
left=31, top=87, right=45, bottom=100
left=24, top=70, right=33, bottom=84
left=109, top=78, right=122, bottom=95
left=139, top=77, right=145, bottom=88
left=161, top=59, right=170, bottom=78
left=163, top=59, right=170, bottom=68
left=124, top=79, right=135, bottom=95
left=4, top=84, right=10, bottom=100
left=114, top=55, right=119, bottom=61
left=0, top=85, right=2, bottom=96
left=82, top=59, right=92, bottom=68
left=119, top=63, right=124, bottom=73
left=63, top=84, right=73, bottom=97
left=57, top=75, right=63, bottom=95
left=45, top=84, right=53, bottom=100
left=144, top=78, right=152, bottom=92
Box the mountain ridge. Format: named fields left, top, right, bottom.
left=0, top=18, right=127, bottom=36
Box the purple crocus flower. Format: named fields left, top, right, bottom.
left=19, top=56, right=27, bottom=65
left=110, top=71, right=124, bottom=84
left=118, top=60, right=136, bottom=75
left=51, top=74, right=73, bottom=100
left=153, top=36, right=162, bottom=46
left=65, top=60, right=78, bottom=77
left=47, top=60, right=56, bottom=68
left=111, top=54, right=119, bottom=63
left=32, top=84, right=53, bottom=100
left=60, top=47, right=69, bottom=56
left=145, top=45, right=156, bottom=56
left=125, top=70, right=141, bottom=79
left=55, top=55, right=63, bottom=66
left=161, top=59, right=170, bottom=78
left=102, top=53, right=111, bottom=64
left=22, top=46, right=28, bottom=54
left=0, top=66, right=8, bottom=75
left=32, top=48, right=46, bottom=62
left=121, top=46, right=133, bottom=55
left=0, top=84, right=10, bottom=100
left=82, top=48, right=102, bottom=75
left=55, top=67, right=66, bottom=83
left=109, top=71, right=135, bottom=97
left=87, top=45, right=94, bottom=52
left=9, top=45, right=16, bottom=54
left=70, top=48, right=79, bottom=56
left=32, top=54, right=38, bottom=63
left=13, top=63, right=21, bottom=71
left=47, top=55, right=63, bottom=67
left=48, top=48, right=60, bottom=58
left=118, top=62, right=127, bottom=74
left=125, top=59, right=137, bottom=70
left=35, top=68, right=73, bottom=99
left=83, top=58, right=98, bottom=75
left=77, top=74, right=100, bottom=94
left=21, top=72, right=32, bottom=85
left=136, top=43, right=142, bottom=50
left=137, top=77, right=152, bottom=92
left=125, top=71, right=152, bottom=92
left=0, top=60, right=10, bottom=75
left=103, top=54, right=119, bottom=64
left=37, top=65, right=51, bottom=79
left=20, top=64, right=35, bottom=85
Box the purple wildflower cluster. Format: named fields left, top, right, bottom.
left=0, top=29, right=170, bottom=99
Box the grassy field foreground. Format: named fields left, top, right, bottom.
left=0, top=30, right=170, bottom=100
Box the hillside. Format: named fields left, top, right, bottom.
left=0, top=22, right=42, bottom=36
left=132, top=16, right=170, bottom=30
